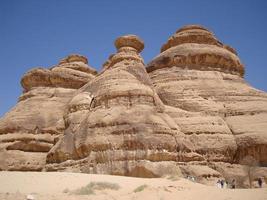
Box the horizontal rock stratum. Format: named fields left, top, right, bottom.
left=0, top=25, right=266, bottom=187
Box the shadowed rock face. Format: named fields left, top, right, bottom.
left=0, top=25, right=266, bottom=182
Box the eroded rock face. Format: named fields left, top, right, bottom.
left=147, top=25, right=267, bottom=166
left=0, top=55, right=97, bottom=171
left=0, top=25, right=266, bottom=183
left=21, top=54, right=97, bottom=91
left=150, top=25, right=244, bottom=77
left=46, top=35, right=193, bottom=177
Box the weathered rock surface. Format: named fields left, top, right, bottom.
left=46, top=35, right=193, bottom=177
left=147, top=25, right=267, bottom=166
left=0, top=25, right=266, bottom=185
left=21, top=54, right=97, bottom=91
left=0, top=55, right=96, bottom=171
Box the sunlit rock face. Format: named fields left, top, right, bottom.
left=0, top=55, right=97, bottom=171
left=147, top=25, right=267, bottom=166
left=21, top=54, right=97, bottom=91
left=0, top=25, right=266, bottom=184
left=46, top=35, right=192, bottom=176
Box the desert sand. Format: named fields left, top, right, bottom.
left=0, top=172, right=266, bottom=200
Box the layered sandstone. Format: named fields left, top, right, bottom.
left=21, top=54, right=97, bottom=91
left=147, top=25, right=267, bottom=166
left=46, top=35, right=194, bottom=176
left=0, top=25, right=266, bottom=186
left=151, top=25, right=244, bottom=77
left=0, top=55, right=96, bottom=171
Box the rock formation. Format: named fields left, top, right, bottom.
left=0, top=25, right=266, bottom=187
left=147, top=25, right=267, bottom=165
left=0, top=55, right=97, bottom=170
left=45, top=35, right=191, bottom=177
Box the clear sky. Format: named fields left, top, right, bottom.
left=0, top=0, right=267, bottom=117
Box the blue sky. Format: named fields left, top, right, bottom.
left=0, top=0, right=267, bottom=117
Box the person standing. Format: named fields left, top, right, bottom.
left=225, top=181, right=228, bottom=189
left=258, top=178, right=263, bottom=188
left=231, top=179, right=236, bottom=189
left=217, top=179, right=221, bottom=188
left=220, top=180, right=224, bottom=188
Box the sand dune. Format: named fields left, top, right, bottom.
left=0, top=172, right=266, bottom=200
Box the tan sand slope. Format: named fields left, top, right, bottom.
left=0, top=172, right=266, bottom=200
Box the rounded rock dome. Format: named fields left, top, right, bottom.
left=115, top=35, right=144, bottom=53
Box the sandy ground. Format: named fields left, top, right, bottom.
left=0, top=172, right=266, bottom=200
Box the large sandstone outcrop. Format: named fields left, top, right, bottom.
left=147, top=25, right=267, bottom=165
left=0, top=25, right=266, bottom=186
left=45, top=35, right=193, bottom=176
left=0, top=55, right=97, bottom=170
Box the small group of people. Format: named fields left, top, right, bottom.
left=186, top=175, right=196, bottom=182
left=217, top=178, right=264, bottom=189
left=216, top=179, right=236, bottom=189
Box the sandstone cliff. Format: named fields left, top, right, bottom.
left=0, top=25, right=266, bottom=186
